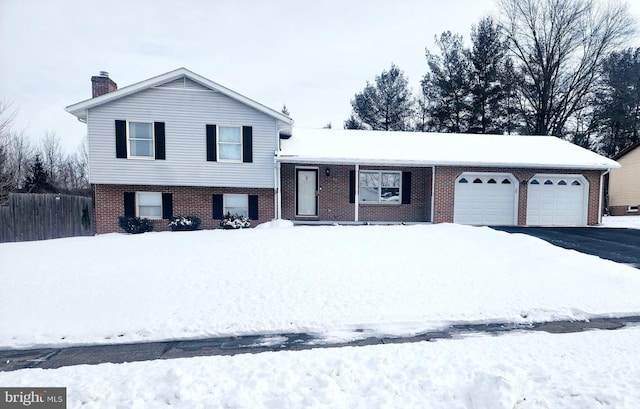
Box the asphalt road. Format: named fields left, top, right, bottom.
left=491, top=227, right=640, bottom=268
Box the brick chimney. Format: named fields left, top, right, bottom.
left=91, top=71, right=117, bottom=98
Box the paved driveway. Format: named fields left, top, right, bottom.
left=491, top=227, right=640, bottom=269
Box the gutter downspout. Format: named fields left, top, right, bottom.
left=598, top=169, right=611, bottom=225
left=430, top=166, right=435, bottom=223
left=354, top=164, right=359, bottom=222
left=275, top=157, right=282, bottom=220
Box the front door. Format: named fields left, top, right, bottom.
left=296, top=169, right=318, bottom=217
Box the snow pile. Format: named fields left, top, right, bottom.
left=1, top=223, right=639, bottom=349
left=601, top=215, right=640, bottom=229
left=3, top=327, right=640, bottom=408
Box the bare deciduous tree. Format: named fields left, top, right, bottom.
left=499, top=0, right=636, bottom=136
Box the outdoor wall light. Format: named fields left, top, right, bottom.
left=325, top=167, right=331, bottom=177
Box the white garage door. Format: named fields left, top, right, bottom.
left=526, top=174, right=588, bottom=226
left=454, top=173, right=518, bottom=225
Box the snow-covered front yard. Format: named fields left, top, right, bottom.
left=2, top=218, right=640, bottom=407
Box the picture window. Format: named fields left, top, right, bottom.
left=359, top=171, right=401, bottom=204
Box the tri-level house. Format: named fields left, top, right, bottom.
left=67, top=68, right=620, bottom=234
left=66, top=68, right=292, bottom=234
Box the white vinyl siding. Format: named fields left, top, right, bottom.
left=87, top=86, right=278, bottom=188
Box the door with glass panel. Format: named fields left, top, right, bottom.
left=296, top=169, right=318, bottom=217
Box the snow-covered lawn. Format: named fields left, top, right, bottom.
left=2, top=221, right=640, bottom=408
left=2, top=223, right=639, bottom=349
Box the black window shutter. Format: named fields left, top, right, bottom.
left=212, top=194, right=223, bottom=219
left=162, top=193, right=173, bottom=219
left=123, top=192, right=135, bottom=217
left=155, top=122, right=165, bottom=160
left=349, top=170, right=356, bottom=203
left=248, top=195, right=259, bottom=220
left=115, top=120, right=127, bottom=158
left=242, top=126, right=253, bottom=163
left=206, top=125, right=217, bottom=161
left=402, top=172, right=412, bottom=204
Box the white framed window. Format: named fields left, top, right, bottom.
left=218, top=126, right=242, bottom=162
left=137, top=192, right=162, bottom=219
left=224, top=194, right=248, bottom=217
left=128, top=121, right=154, bottom=158
left=359, top=170, right=401, bottom=204
left=628, top=205, right=639, bottom=213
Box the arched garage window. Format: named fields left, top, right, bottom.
left=459, top=178, right=468, bottom=183
left=530, top=179, right=539, bottom=185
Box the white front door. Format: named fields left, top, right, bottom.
left=526, top=174, right=588, bottom=226
left=297, top=169, right=318, bottom=216
left=454, top=173, right=518, bottom=225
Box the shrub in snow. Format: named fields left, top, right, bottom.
left=220, top=212, right=251, bottom=229
left=118, top=216, right=154, bottom=234
left=169, top=216, right=201, bottom=231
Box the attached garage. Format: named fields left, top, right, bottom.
left=526, top=174, right=588, bottom=226
left=453, top=173, right=518, bottom=226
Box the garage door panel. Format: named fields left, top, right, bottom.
left=454, top=173, right=517, bottom=226
left=526, top=175, right=587, bottom=226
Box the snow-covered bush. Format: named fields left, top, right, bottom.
left=118, top=216, right=154, bottom=234
left=169, top=216, right=201, bottom=231
left=220, top=212, right=251, bottom=229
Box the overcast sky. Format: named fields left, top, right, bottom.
left=1, top=0, right=639, bottom=153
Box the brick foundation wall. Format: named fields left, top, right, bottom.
left=94, top=184, right=274, bottom=234
left=609, top=205, right=640, bottom=216
left=433, top=166, right=603, bottom=225
left=281, top=164, right=432, bottom=222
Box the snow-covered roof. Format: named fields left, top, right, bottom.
left=66, top=67, right=293, bottom=125
left=278, top=128, right=619, bottom=170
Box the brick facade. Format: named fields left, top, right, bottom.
left=94, top=184, right=274, bottom=234
left=433, top=166, right=603, bottom=225
left=281, top=163, right=432, bottom=223
left=608, top=205, right=640, bottom=216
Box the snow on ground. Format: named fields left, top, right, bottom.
left=3, top=327, right=640, bottom=408
left=601, top=215, right=640, bottom=229
left=3, top=221, right=640, bottom=407
left=1, top=223, right=640, bottom=349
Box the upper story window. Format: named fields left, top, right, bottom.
left=359, top=170, right=401, bottom=204
left=218, top=126, right=242, bottom=162
left=129, top=122, right=154, bottom=158
left=115, top=120, right=165, bottom=160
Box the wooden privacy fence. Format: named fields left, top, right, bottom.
left=0, top=193, right=94, bottom=242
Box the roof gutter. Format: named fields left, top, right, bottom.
left=275, top=156, right=619, bottom=171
